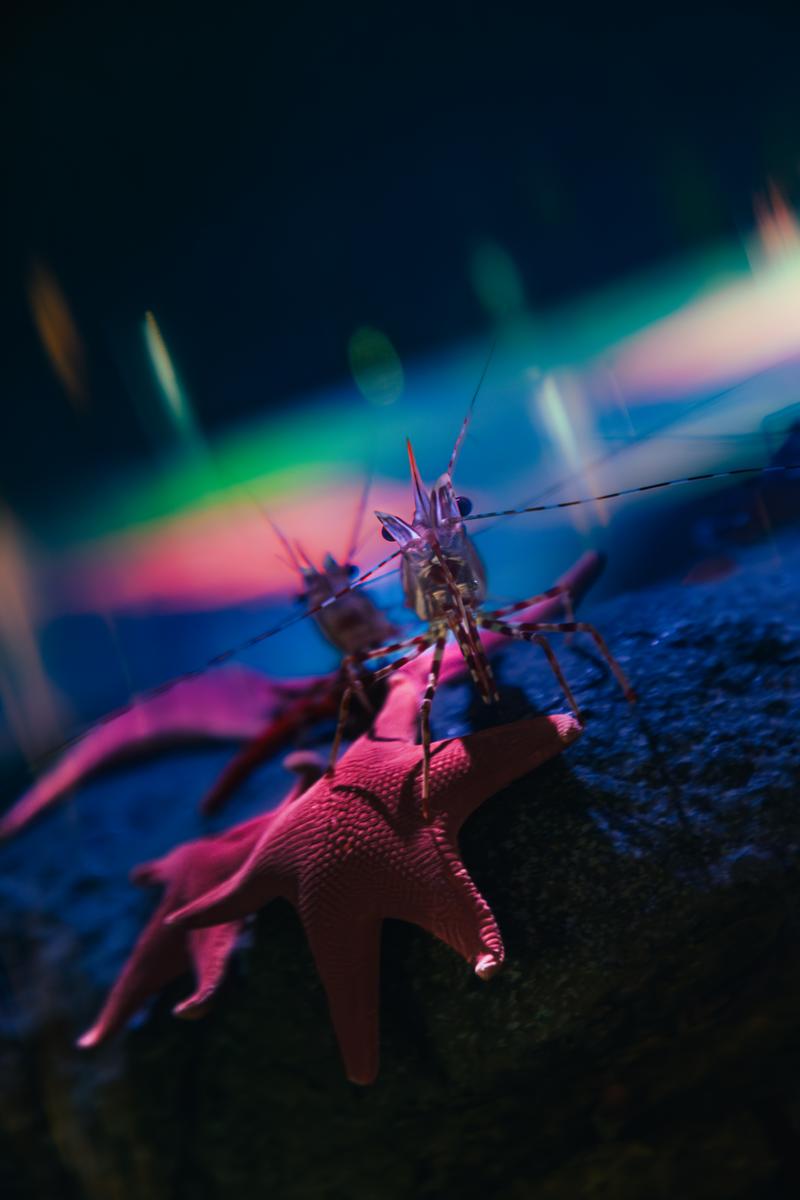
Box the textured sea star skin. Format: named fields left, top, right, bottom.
left=1, top=551, right=602, bottom=838
left=168, top=664, right=582, bottom=1085
left=77, top=751, right=325, bottom=1048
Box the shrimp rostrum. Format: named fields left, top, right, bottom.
left=328, top=419, right=637, bottom=818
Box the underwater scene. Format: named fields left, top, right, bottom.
left=2, top=7, right=800, bottom=1198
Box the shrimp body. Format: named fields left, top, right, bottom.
left=374, top=446, right=496, bottom=705
left=384, top=471, right=488, bottom=623
left=303, top=554, right=398, bottom=656
left=400, top=530, right=487, bottom=624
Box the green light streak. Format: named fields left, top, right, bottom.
left=43, top=234, right=767, bottom=551
left=144, top=311, right=198, bottom=441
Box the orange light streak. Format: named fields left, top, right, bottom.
left=0, top=510, right=68, bottom=759
left=26, top=259, right=88, bottom=408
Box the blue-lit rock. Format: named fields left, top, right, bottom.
left=0, top=533, right=797, bottom=1199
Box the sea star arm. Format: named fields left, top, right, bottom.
left=304, top=916, right=382, bottom=1085
left=307, top=849, right=504, bottom=1086
left=427, top=711, right=581, bottom=829
left=384, top=712, right=580, bottom=980
left=347, top=665, right=580, bottom=814
left=77, top=825, right=268, bottom=1048
left=77, top=898, right=193, bottom=1048
left=163, top=833, right=386, bottom=1086
left=175, top=923, right=246, bottom=1019
left=0, top=666, right=301, bottom=839
left=369, top=665, right=434, bottom=744
left=391, top=847, right=505, bottom=980
left=164, top=824, right=292, bottom=929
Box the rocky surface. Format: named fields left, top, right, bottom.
left=1, top=533, right=798, bottom=1199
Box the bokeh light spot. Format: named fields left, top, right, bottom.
left=347, top=326, right=404, bottom=406
left=469, top=239, right=526, bottom=318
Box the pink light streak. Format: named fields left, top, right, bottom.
left=54, top=480, right=412, bottom=613
left=605, top=189, right=800, bottom=400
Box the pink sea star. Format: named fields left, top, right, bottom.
left=166, top=659, right=581, bottom=1084
left=77, top=750, right=325, bottom=1048
left=66, top=553, right=606, bottom=1079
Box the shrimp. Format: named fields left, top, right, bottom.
left=198, top=483, right=400, bottom=813
left=0, top=483, right=399, bottom=836
left=326, top=405, right=636, bottom=816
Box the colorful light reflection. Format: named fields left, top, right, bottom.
left=604, top=189, right=800, bottom=401
left=22, top=191, right=800, bottom=642
left=55, top=478, right=411, bottom=613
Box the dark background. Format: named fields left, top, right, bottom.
left=2, top=1, right=799, bottom=514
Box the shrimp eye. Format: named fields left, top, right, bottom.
left=295, top=592, right=308, bottom=604
left=456, top=495, right=473, bottom=517
left=346, top=563, right=359, bottom=577
left=381, top=526, right=396, bottom=542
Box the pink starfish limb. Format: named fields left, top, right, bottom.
left=167, top=668, right=581, bottom=1085
left=76, top=751, right=325, bottom=1049
left=0, top=666, right=331, bottom=840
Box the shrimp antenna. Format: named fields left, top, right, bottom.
left=238, top=482, right=307, bottom=578
left=470, top=368, right=782, bottom=540
left=461, top=462, right=800, bottom=524
left=294, top=541, right=316, bottom=572
left=344, top=470, right=374, bottom=564
left=447, top=333, right=498, bottom=477
left=264, top=513, right=304, bottom=575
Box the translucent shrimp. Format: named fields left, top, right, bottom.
left=326, top=413, right=636, bottom=817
